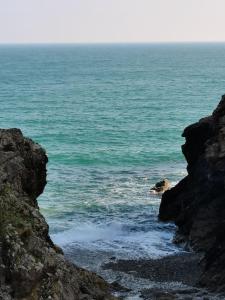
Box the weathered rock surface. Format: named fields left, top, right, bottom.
left=159, top=95, right=225, bottom=292
left=0, top=129, right=114, bottom=300
left=150, top=179, right=171, bottom=194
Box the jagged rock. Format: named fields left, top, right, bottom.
left=150, top=179, right=171, bottom=194
left=0, top=129, right=115, bottom=300
left=159, top=95, right=225, bottom=292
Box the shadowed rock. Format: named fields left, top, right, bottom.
left=159, top=95, right=225, bottom=292
left=0, top=129, right=115, bottom=300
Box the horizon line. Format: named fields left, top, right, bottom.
left=1, top=40, right=225, bottom=46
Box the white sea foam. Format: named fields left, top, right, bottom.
left=48, top=172, right=184, bottom=261
left=51, top=220, right=179, bottom=259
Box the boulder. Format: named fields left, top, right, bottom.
left=150, top=179, right=171, bottom=194
left=159, top=95, right=225, bottom=292
left=0, top=129, right=115, bottom=300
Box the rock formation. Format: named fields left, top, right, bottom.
left=0, top=129, right=114, bottom=300
left=150, top=179, right=171, bottom=194
left=159, top=95, right=225, bottom=291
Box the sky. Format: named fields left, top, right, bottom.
left=1, top=0, right=225, bottom=44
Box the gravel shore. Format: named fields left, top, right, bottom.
left=104, top=252, right=225, bottom=299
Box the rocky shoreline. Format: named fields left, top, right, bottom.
left=103, top=252, right=225, bottom=299
left=0, top=129, right=114, bottom=300
left=1, top=95, right=225, bottom=299
left=103, top=95, right=225, bottom=299
left=159, top=95, right=225, bottom=293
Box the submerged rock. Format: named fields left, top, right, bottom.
left=159, top=95, right=225, bottom=292
left=150, top=179, right=171, bottom=194
left=0, top=129, right=114, bottom=299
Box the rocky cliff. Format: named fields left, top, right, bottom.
left=0, top=129, right=114, bottom=300
left=159, top=95, right=225, bottom=291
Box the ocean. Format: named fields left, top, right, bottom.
left=0, top=43, right=224, bottom=278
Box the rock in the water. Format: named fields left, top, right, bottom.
left=0, top=129, right=115, bottom=300
left=150, top=179, right=171, bottom=194
left=159, top=95, right=225, bottom=292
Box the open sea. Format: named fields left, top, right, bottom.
left=0, top=43, right=225, bottom=289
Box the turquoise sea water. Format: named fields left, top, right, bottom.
left=0, top=43, right=225, bottom=264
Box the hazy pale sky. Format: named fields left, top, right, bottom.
left=1, top=0, right=225, bottom=43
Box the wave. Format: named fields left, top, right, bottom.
left=51, top=220, right=180, bottom=259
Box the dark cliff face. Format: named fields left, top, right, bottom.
left=0, top=129, right=114, bottom=300
left=159, top=95, right=225, bottom=291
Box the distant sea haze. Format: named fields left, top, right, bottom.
left=0, top=43, right=224, bottom=264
